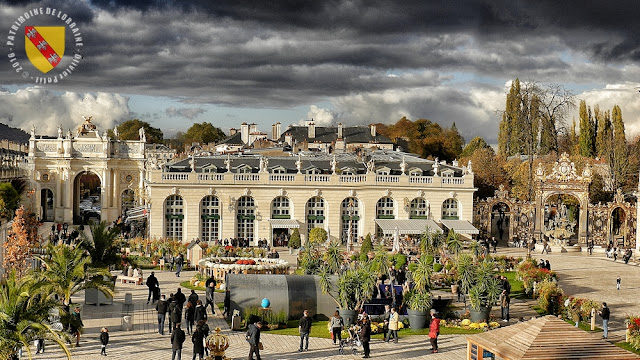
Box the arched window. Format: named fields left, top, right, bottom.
left=165, top=195, right=184, bottom=240
left=201, top=195, right=220, bottom=241
left=376, top=197, right=395, bottom=219
left=236, top=196, right=255, bottom=242
left=271, top=196, right=290, bottom=219
left=341, top=197, right=360, bottom=244
left=442, top=198, right=459, bottom=220
left=306, top=197, right=325, bottom=236
left=410, top=198, right=429, bottom=219
left=121, top=189, right=136, bottom=215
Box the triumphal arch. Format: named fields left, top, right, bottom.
left=27, top=117, right=146, bottom=224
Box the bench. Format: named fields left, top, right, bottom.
left=116, top=275, right=143, bottom=285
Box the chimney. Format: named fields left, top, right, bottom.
left=249, top=123, right=258, bottom=134
left=308, top=121, right=315, bottom=139
left=241, top=122, right=249, bottom=144
left=229, top=128, right=237, bottom=136
left=337, top=123, right=343, bottom=139
left=370, top=124, right=377, bottom=137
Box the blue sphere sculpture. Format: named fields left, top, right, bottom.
left=261, top=298, right=271, bottom=308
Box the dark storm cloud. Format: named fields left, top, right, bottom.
left=0, top=0, right=639, bottom=138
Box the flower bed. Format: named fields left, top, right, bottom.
left=627, top=316, right=640, bottom=350
left=517, top=258, right=557, bottom=295
left=199, top=256, right=290, bottom=282
left=443, top=318, right=500, bottom=331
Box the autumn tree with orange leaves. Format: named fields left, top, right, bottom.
left=3, top=206, right=41, bottom=278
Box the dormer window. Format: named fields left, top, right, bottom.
left=201, top=164, right=217, bottom=173
left=237, top=164, right=252, bottom=174
left=271, top=166, right=286, bottom=174
left=306, top=167, right=321, bottom=175
left=341, top=167, right=355, bottom=175
left=408, top=168, right=423, bottom=176
left=442, top=169, right=454, bottom=177
left=376, top=167, right=391, bottom=176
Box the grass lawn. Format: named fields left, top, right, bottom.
left=258, top=320, right=481, bottom=338
left=531, top=305, right=602, bottom=332
left=499, top=271, right=527, bottom=299
left=616, top=342, right=640, bottom=355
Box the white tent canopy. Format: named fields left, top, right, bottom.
left=440, top=219, right=479, bottom=234
left=374, top=219, right=441, bottom=235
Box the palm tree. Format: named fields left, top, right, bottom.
left=322, top=241, right=343, bottom=274
left=34, top=243, right=115, bottom=305
left=0, top=271, right=70, bottom=359
left=446, top=229, right=463, bottom=255
left=79, top=221, right=121, bottom=269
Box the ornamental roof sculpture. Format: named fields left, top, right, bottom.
left=534, top=152, right=592, bottom=183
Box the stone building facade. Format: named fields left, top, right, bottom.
left=147, top=151, right=477, bottom=245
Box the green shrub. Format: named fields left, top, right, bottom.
left=536, top=279, right=563, bottom=315
left=408, top=262, right=417, bottom=272
left=433, top=263, right=443, bottom=273
left=359, top=252, right=369, bottom=262
left=289, top=229, right=301, bottom=249
left=361, top=233, right=373, bottom=255
left=424, top=255, right=434, bottom=265
left=394, top=254, right=407, bottom=268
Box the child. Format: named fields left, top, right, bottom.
left=100, top=327, right=109, bottom=356
left=617, top=276, right=621, bottom=290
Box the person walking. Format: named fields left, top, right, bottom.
left=223, top=289, right=230, bottom=318
left=206, top=282, right=216, bottom=315
left=330, top=311, right=344, bottom=345
left=617, top=276, right=621, bottom=290
left=167, top=294, right=175, bottom=333
left=170, top=298, right=183, bottom=331
left=70, top=306, right=83, bottom=347
left=188, top=289, right=199, bottom=306
left=382, top=304, right=391, bottom=333
left=191, top=325, right=205, bottom=360
left=171, top=323, right=186, bottom=360
left=360, top=316, right=371, bottom=358
left=156, top=295, right=169, bottom=335
left=175, top=288, right=187, bottom=310
left=385, top=307, right=399, bottom=343
left=246, top=321, right=263, bottom=360
left=599, top=302, right=610, bottom=339
left=429, top=309, right=440, bottom=353
left=185, top=301, right=195, bottom=335
left=194, top=300, right=207, bottom=323
left=99, top=327, right=109, bottom=356
left=175, top=254, right=184, bottom=277
left=146, top=271, right=159, bottom=304
left=500, top=289, right=510, bottom=322
left=298, top=309, right=311, bottom=352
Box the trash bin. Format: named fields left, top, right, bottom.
left=231, top=315, right=241, bottom=330
left=122, top=315, right=133, bottom=331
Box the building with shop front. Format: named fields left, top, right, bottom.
left=147, top=150, right=478, bottom=245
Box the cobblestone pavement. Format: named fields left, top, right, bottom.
left=25, top=246, right=640, bottom=359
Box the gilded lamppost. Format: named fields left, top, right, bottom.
left=205, top=327, right=230, bottom=360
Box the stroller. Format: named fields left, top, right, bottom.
left=339, top=325, right=362, bottom=355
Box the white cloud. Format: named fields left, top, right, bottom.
left=576, top=83, right=640, bottom=138
left=305, top=105, right=335, bottom=126
left=0, top=87, right=130, bottom=136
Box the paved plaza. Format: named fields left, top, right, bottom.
left=25, top=247, right=640, bottom=359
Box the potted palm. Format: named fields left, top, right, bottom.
left=319, top=262, right=375, bottom=327
left=467, top=260, right=500, bottom=323
left=405, top=254, right=432, bottom=329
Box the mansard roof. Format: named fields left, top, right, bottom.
left=279, top=125, right=393, bottom=145
left=165, top=150, right=465, bottom=177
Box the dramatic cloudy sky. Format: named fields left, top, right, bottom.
left=1, top=0, right=640, bottom=142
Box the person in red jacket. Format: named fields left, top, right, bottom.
left=429, top=309, right=440, bottom=353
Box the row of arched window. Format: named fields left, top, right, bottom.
left=164, top=195, right=459, bottom=241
